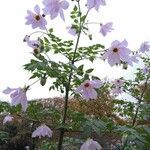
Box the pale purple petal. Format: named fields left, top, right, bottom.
left=59, top=9, right=65, bottom=21
left=131, top=54, right=140, bottom=63
left=93, top=140, right=102, bottom=150
left=20, top=94, right=28, bottom=112
left=3, top=87, right=28, bottom=112
left=87, top=0, right=95, bottom=10
left=107, top=53, right=120, bottom=66
left=119, top=48, right=131, bottom=62
left=75, top=85, right=83, bottom=93
left=90, top=80, right=103, bottom=88
left=111, top=40, right=120, bottom=47
left=3, top=115, right=14, bottom=125
left=89, top=89, right=97, bottom=99
left=100, top=22, right=113, bottom=36
left=80, top=139, right=102, bottom=150
left=11, top=90, right=22, bottom=106
left=87, top=0, right=106, bottom=10
left=127, top=53, right=140, bottom=66
left=97, top=0, right=106, bottom=6
left=120, top=39, right=128, bottom=47
left=114, top=79, right=124, bottom=86
left=82, top=87, right=97, bottom=100
left=50, top=10, right=59, bottom=19
left=111, top=87, right=123, bottom=96
left=95, top=0, right=106, bottom=10
left=102, top=51, right=109, bottom=59
left=67, top=26, right=77, bottom=36
left=42, top=0, right=49, bottom=5
left=82, top=89, right=91, bottom=100
left=142, top=66, right=149, bottom=74
left=139, top=41, right=150, bottom=53
left=60, top=0, right=69, bottom=9
left=32, top=124, right=53, bottom=138
left=34, top=5, right=40, bottom=14
left=3, top=87, right=16, bottom=94
left=42, top=0, right=69, bottom=21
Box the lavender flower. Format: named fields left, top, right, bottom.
left=80, top=139, right=102, bottom=150
left=23, top=35, right=41, bottom=54
left=25, top=5, right=47, bottom=30
left=3, top=115, right=14, bottom=125
left=113, top=79, right=124, bottom=87
left=24, top=35, right=40, bottom=49
left=127, top=53, right=140, bottom=66
left=111, top=86, right=123, bottom=96
left=87, top=0, right=106, bottom=11
left=42, top=0, right=69, bottom=21
left=3, top=87, right=28, bottom=112
left=139, top=41, right=150, bottom=53
left=32, top=124, right=53, bottom=138
left=100, top=22, right=113, bottom=36
left=111, top=79, right=124, bottom=96
left=142, top=66, right=150, bottom=74
left=102, top=39, right=131, bottom=66
left=75, top=80, right=103, bottom=100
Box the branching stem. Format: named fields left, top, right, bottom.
left=57, top=3, right=89, bottom=150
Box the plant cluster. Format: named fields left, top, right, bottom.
left=0, top=0, right=150, bottom=150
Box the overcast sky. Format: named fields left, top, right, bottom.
left=0, top=0, right=150, bottom=101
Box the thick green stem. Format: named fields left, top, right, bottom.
left=57, top=3, right=89, bottom=150
left=57, top=30, right=81, bottom=150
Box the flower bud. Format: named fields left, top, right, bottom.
left=33, top=48, right=40, bottom=55
left=122, top=63, right=128, bottom=70
left=40, top=75, right=47, bottom=86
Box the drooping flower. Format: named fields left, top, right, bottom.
left=25, top=5, right=47, bottom=29
left=102, top=40, right=132, bottom=66
left=87, top=0, right=106, bottom=11
left=32, top=124, right=53, bottom=138
left=42, top=0, right=69, bottom=21
left=80, top=139, right=102, bottom=150
left=24, top=35, right=40, bottom=49
left=75, top=80, right=103, bottom=100
left=100, top=22, right=113, bottom=36
left=139, top=41, right=150, bottom=53
left=3, top=115, right=14, bottom=125
left=3, top=87, right=28, bottom=112
left=23, top=35, right=41, bottom=54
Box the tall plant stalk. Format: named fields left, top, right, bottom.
left=132, top=76, right=149, bottom=126
left=57, top=2, right=89, bottom=150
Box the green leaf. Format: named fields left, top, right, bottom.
left=73, top=5, right=78, bottom=11
left=85, top=68, right=94, bottom=73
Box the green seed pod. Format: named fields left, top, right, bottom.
left=40, top=75, right=47, bottom=86
left=122, top=63, right=128, bottom=70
